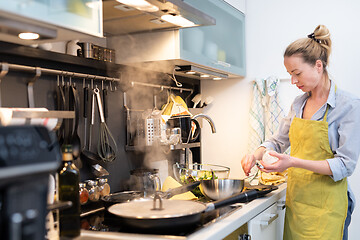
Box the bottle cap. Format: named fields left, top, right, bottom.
left=62, top=145, right=73, bottom=161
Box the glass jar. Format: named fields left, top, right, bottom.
left=97, top=178, right=110, bottom=197
left=79, top=183, right=89, bottom=205
left=85, top=180, right=100, bottom=202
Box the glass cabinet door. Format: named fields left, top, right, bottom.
left=0, top=0, right=102, bottom=37
left=180, top=0, right=245, bottom=76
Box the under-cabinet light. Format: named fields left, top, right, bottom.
left=116, top=0, right=159, bottom=12
left=200, top=74, right=210, bottom=78
left=175, top=65, right=228, bottom=80
left=18, top=32, right=40, bottom=40
left=161, top=14, right=196, bottom=27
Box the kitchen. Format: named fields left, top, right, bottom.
left=0, top=0, right=359, bottom=239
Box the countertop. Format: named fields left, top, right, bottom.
left=77, top=183, right=287, bottom=240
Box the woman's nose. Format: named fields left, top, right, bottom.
left=291, top=75, right=298, bottom=84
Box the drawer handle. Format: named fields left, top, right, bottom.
left=260, top=213, right=278, bottom=226
left=277, top=200, right=286, bottom=210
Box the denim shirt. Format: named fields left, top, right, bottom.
left=261, top=80, right=360, bottom=208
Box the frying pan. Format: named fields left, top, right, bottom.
left=102, top=181, right=200, bottom=208
left=107, top=186, right=277, bottom=231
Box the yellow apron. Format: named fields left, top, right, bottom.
left=284, top=103, right=348, bottom=240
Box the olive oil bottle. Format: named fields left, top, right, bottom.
left=58, top=145, right=80, bottom=237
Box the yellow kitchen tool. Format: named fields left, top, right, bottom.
left=162, top=176, right=197, bottom=200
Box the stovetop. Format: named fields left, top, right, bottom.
left=80, top=201, right=242, bottom=237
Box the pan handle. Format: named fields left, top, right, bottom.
left=205, top=189, right=259, bottom=212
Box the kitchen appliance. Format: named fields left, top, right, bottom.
left=0, top=126, right=61, bottom=240
left=167, top=114, right=200, bottom=143
left=80, top=185, right=277, bottom=237
left=103, top=0, right=215, bottom=36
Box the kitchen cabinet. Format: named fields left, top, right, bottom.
left=0, top=0, right=102, bottom=44
left=224, top=0, right=246, bottom=13
left=248, top=197, right=286, bottom=240
left=108, top=0, right=245, bottom=79
left=180, top=0, right=246, bottom=76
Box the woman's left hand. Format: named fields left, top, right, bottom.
left=260, top=151, right=293, bottom=173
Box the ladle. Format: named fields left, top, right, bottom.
left=80, top=86, right=102, bottom=164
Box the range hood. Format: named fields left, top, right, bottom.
left=103, top=0, right=216, bottom=36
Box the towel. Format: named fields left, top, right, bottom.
left=264, top=76, right=284, bottom=139
left=248, top=77, right=285, bottom=185
left=248, top=79, right=266, bottom=153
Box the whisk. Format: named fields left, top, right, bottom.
left=94, top=87, right=117, bottom=162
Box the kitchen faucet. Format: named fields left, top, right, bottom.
left=193, top=114, right=216, bottom=133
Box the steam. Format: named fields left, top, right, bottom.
left=105, top=34, right=181, bottom=176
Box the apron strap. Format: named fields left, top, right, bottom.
left=323, top=84, right=337, bottom=122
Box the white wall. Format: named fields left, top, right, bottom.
left=201, top=0, right=360, bottom=238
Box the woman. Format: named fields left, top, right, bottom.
left=241, top=25, right=360, bottom=240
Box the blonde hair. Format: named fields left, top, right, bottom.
left=284, top=25, right=332, bottom=74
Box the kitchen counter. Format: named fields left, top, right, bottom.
left=77, top=183, right=287, bottom=240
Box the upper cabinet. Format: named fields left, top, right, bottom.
left=108, top=0, right=246, bottom=79
left=180, top=0, right=245, bottom=77
left=0, top=0, right=103, bottom=45
left=223, top=0, right=246, bottom=13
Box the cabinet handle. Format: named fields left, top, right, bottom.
left=277, top=200, right=286, bottom=210
left=238, top=234, right=251, bottom=240
left=259, top=213, right=278, bottom=226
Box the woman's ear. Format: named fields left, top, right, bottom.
left=315, top=59, right=323, bottom=73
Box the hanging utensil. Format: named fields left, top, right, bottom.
left=80, top=84, right=102, bottom=164
left=70, top=83, right=81, bottom=159
left=27, top=67, right=41, bottom=108
left=103, top=86, right=108, bottom=120
left=83, top=79, right=89, bottom=147
left=56, top=75, right=66, bottom=146
left=94, top=87, right=117, bottom=162
left=0, top=63, right=9, bottom=107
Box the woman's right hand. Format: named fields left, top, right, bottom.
left=241, top=154, right=256, bottom=176
left=241, top=147, right=266, bottom=176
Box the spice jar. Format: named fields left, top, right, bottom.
left=79, top=183, right=89, bottom=205
left=85, top=180, right=100, bottom=202
left=98, top=178, right=110, bottom=197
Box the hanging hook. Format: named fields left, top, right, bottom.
left=0, top=63, right=9, bottom=107
left=72, top=72, right=76, bottom=87
left=109, top=80, right=114, bottom=92
left=27, top=67, right=41, bottom=108
left=184, top=89, right=194, bottom=102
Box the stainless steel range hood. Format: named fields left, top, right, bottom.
left=103, top=0, right=215, bottom=36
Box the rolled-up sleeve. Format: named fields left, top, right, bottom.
left=327, top=99, right=360, bottom=182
